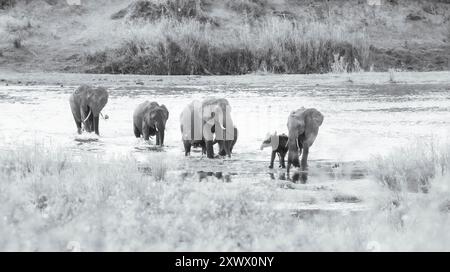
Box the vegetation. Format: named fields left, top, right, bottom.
left=0, top=0, right=449, bottom=74
left=86, top=18, right=368, bottom=75
left=370, top=139, right=450, bottom=193
left=0, top=143, right=449, bottom=251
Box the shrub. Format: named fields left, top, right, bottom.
left=369, top=140, right=450, bottom=193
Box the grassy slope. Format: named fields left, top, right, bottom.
left=0, top=0, right=449, bottom=74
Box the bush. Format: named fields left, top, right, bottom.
left=369, top=140, right=450, bottom=193
left=0, top=0, right=16, bottom=10
left=111, top=0, right=214, bottom=24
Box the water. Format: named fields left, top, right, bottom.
left=1, top=71, right=450, bottom=211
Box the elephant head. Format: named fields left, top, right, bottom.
left=201, top=98, right=235, bottom=158
left=146, top=104, right=169, bottom=146
left=133, top=101, right=169, bottom=146
left=69, top=85, right=109, bottom=135
left=286, top=108, right=324, bottom=178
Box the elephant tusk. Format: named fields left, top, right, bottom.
left=82, top=109, right=92, bottom=123
left=155, top=126, right=159, bottom=132
left=296, top=137, right=300, bottom=150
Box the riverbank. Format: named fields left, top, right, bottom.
left=0, top=0, right=449, bottom=75
left=1, top=69, right=450, bottom=87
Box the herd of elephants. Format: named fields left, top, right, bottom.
left=69, top=85, right=324, bottom=181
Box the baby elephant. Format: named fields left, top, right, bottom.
left=260, top=132, right=288, bottom=169
left=133, top=101, right=169, bottom=146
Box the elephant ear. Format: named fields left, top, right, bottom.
left=288, top=110, right=306, bottom=134
left=260, top=132, right=272, bottom=150
left=270, top=134, right=279, bottom=151
left=309, top=108, right=324, bottom=127
left=160, top=104, right=169, bottom=121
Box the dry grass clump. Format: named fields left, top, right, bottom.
left=369, top=139, right=450, bottom=193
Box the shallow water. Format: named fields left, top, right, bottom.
left=1, top=72, right=450, bottom=211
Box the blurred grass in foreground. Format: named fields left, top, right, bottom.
left=0, top=142, right=449, bottom=251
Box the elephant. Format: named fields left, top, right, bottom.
left=183, top=126, right=238, bottom=157
left=69, top=85, right=109, bottom=135
left=180, top=98, right=235, bottom=158
left=260, top=132, right=288, bottom=169
left=133, top=101, right=169, bottom=146
left=286, top=108, right=324, bottom=181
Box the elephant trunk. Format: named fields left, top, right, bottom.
left=158, top=130, right=165, bottom=146
left=90, top=105, right=103, bottom=135
left=93, top=115, right=100, bottom=135
left=156, top=121, right=165, bottom=146
left=287, top=131, right=300, bottom=173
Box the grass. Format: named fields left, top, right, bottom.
left=0, top=142, right=449, bottom=251
left=1, top=0, right=450, bottom=74
left=369, top=139, right=450, bottom=193
left=86, top=17, right=369, bottom=75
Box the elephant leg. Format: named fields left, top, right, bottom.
left=206, top=140, right=214, bottom=159
left=93, top=115, right=99, bottom=135
left=300, top=147, right=309, bottom=183
left=224, top=141, right=232, bottom=158
left=156, top=134, right=160, bottom=146
left=133, top=124, right=141, bottom=138
left=301, top=146, right=309, bottom=170
left=201, top=141, right=206, bottom=155
left=269, top=151, right=276, bottom=169
left=183, top=141, right=191, bottom=156
left=279, top=152, right=286, bottom=168
left=73, top=116, right=82, bottom=134
left=217, top=141, right=226, bottom=156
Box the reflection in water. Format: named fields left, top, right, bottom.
left=197, top=171, right=232, bottom=182
left=268, top=172, right=287, bottom=180
left=290, top=170, right=308, bottom=184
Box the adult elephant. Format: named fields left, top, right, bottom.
left=69, top=85, right=109, bottom=135
left=133, top=101, right=169, bottom=146
left=286, top=108, right=324, bottom=180
left=180, top=98, right=235, bottom=158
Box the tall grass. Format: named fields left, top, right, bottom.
left=369, top=139, right=450, bottom=193
left=86, top=16, right=369, bottom=75
left=1, top=143, right=450, bottom=251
